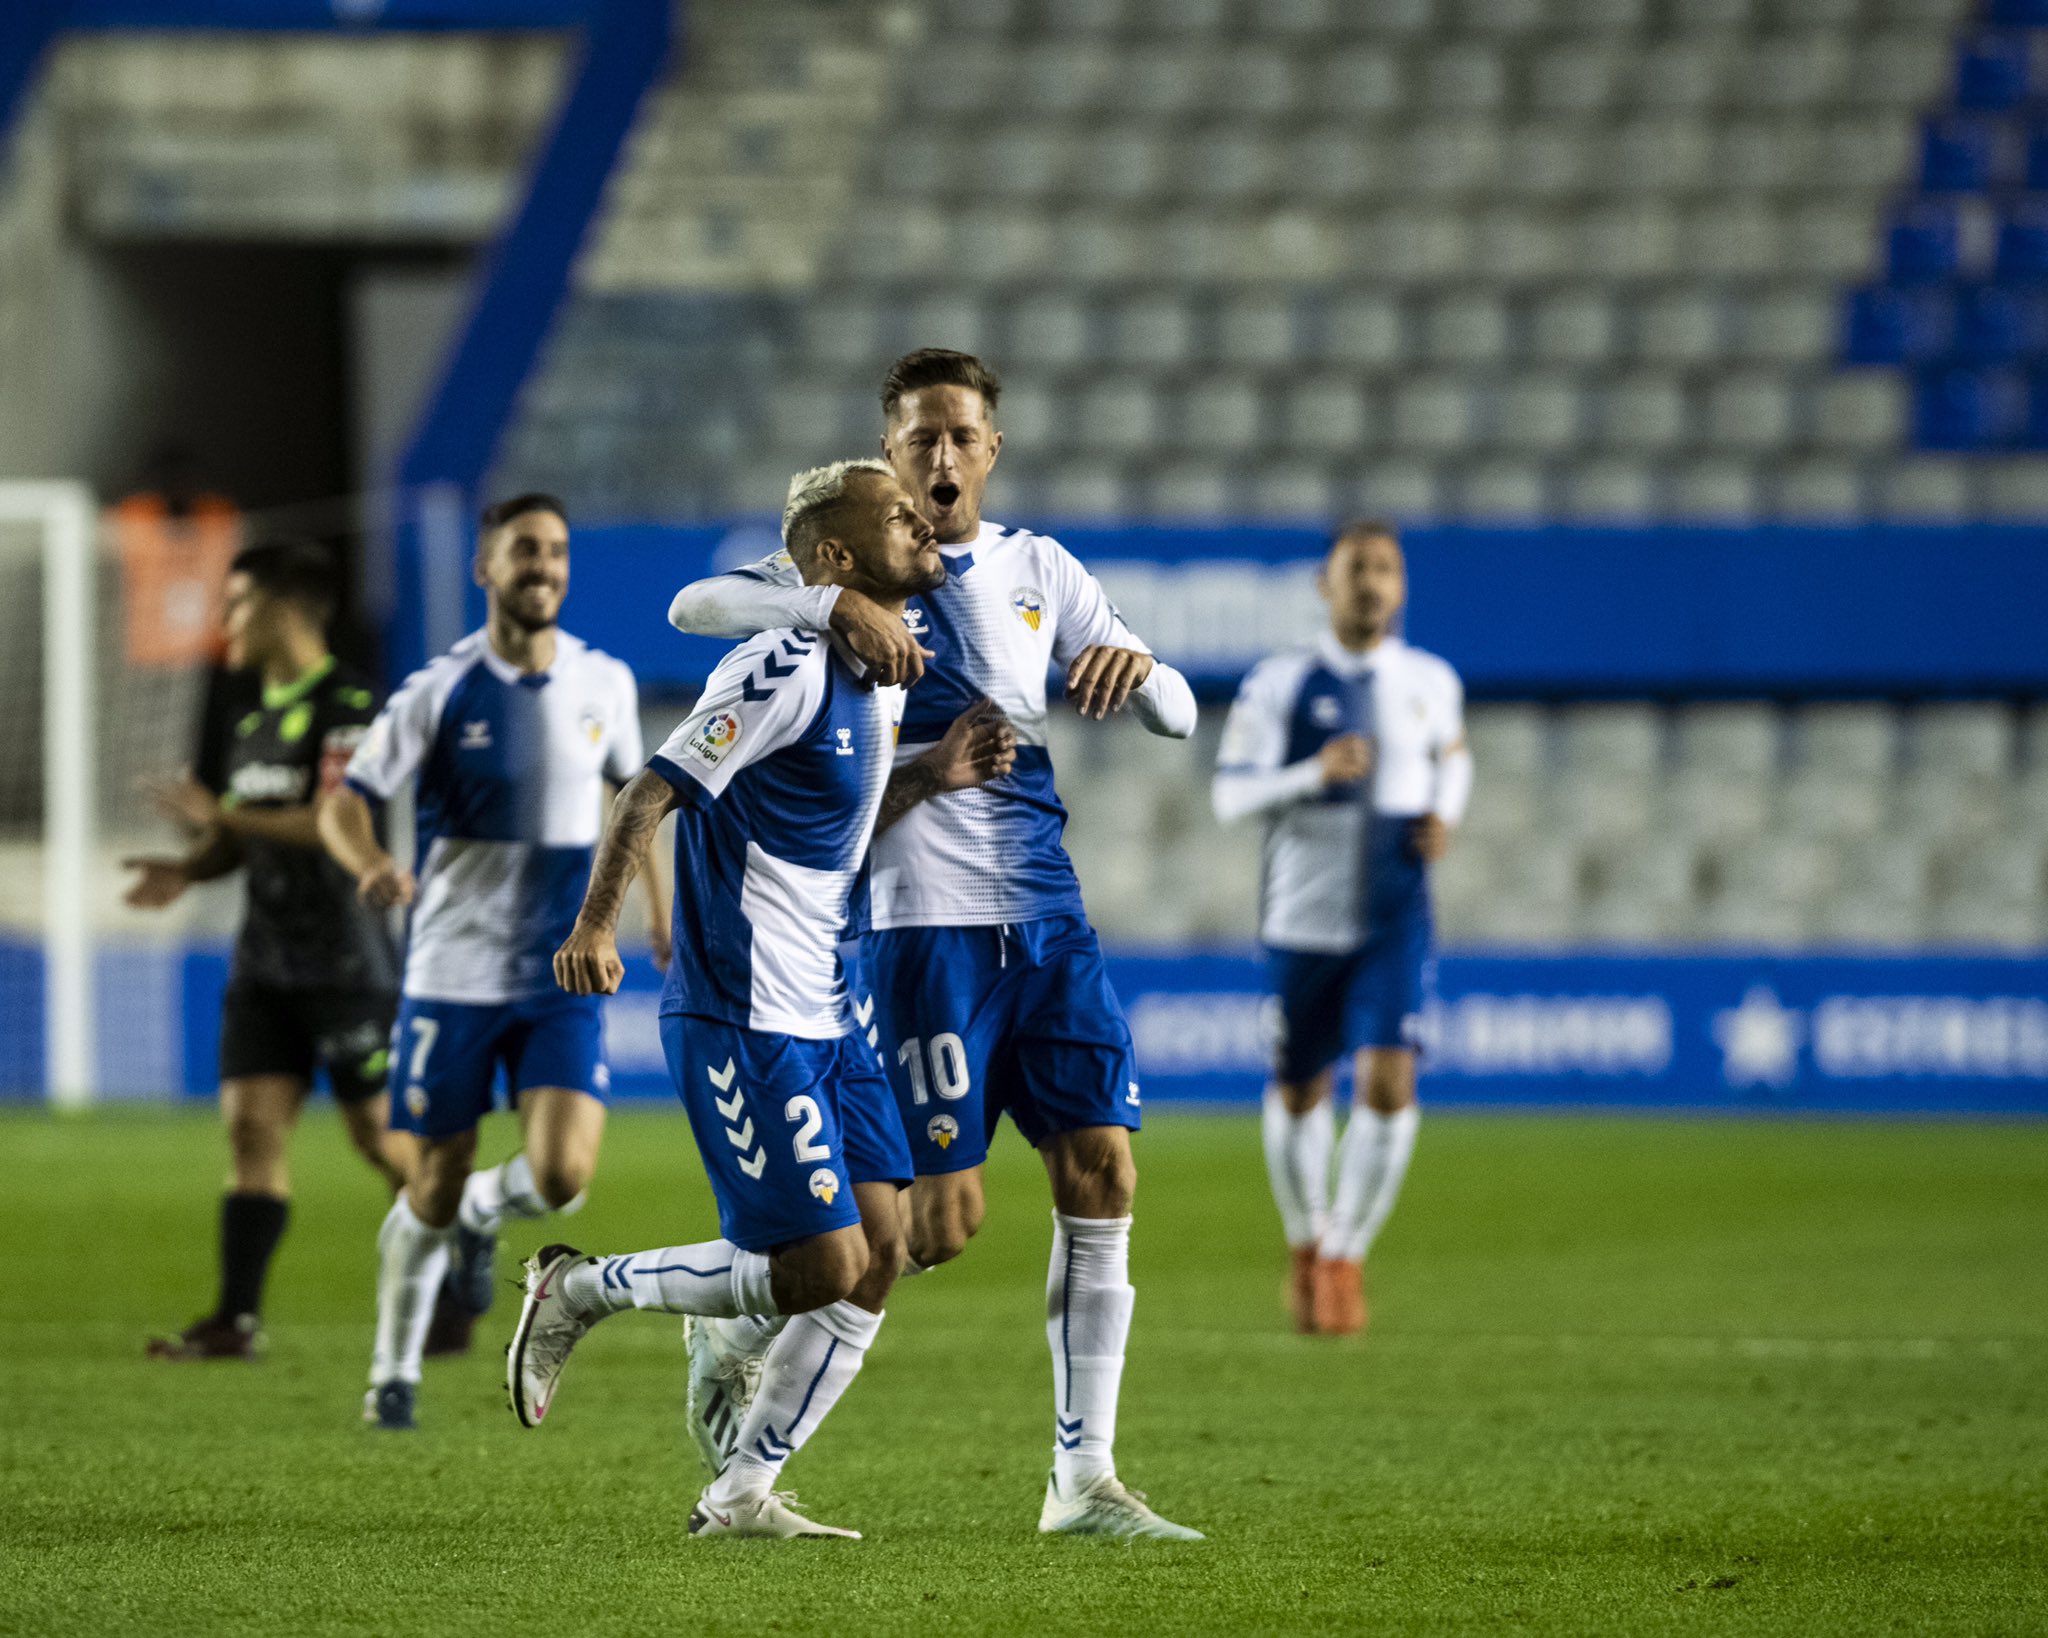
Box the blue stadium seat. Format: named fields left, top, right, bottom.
left=1955, top=32, right=2033, bottom=112
left=1990, top=0, right=2048, bottom=23
left=1994, top=200, right=2048, bottom=279
left=1843, top=285, right=1951, bottom=365
left=1951, top=284, right=2048, bottom=363
left=1912, top=366, right=2025, bottom=449
left=1922, top=115, right=2003, bottom=192
left=1887, top=201, right=1963, bottom=282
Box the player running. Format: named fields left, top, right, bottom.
left=666, top=351, right=1203, bottom=1540
left=319, top=493, right=665, bottom=1430
left=508, top=461, right=1014, bottom=1539
left=130, top=539, right=411, bottom=1361
left=1211, top=520, right=1472, bottom=1337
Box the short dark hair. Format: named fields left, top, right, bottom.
left=1332, top=517, right=1400, bottom=552
left=229, top=538, right=338, bottom=625
left=479, top=492, right=569, bottom=532
left=880, top=349, right=1002, bottom=420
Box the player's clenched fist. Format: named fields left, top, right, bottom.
left=1317, top=732, right=1372, bottom=788
left=928, top=698, right=1017, bottom=790
left=555, top=925, right=625, bottom=996
left=357, top=855, right=417, bottom=908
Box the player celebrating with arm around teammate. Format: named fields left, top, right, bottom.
left=507, top=462, right=1014, bottom=1540
left=131, top=540, right=410, bottom=1361
left=318, top=494, right=666, bottom=1430
left=1212, top=520, right=1472, bottom=1337
left=666, top=351, right=1204, bottom=1541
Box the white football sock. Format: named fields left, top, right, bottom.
left=458, top=1153, right=566, bottom=1235
left=560, top=1243, right=774, bottom=1320
left=1261, top=1089, right=1334, bottom=1250
left=708, top=1299, right=883, bottom=1506
left=1321, top=1104, right=1420, bottom=1264
left=1047, top=1211, right=1133, bottom=1491
left=709, top=1313, right=786, bottom=1358
left=369, top=1196, right=451, bottom=1387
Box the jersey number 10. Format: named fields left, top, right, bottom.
left=897, top=1033, right=971, bottom=1104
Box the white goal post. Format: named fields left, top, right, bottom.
left=0, top=481, right=97, bottom=1107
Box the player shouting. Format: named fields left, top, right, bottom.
left=319, top=493, right=665, bottom=1429
left=666, top=351, right=1203, bottom=1540
left=1212, top=520, right=1472, bottom=1336
left=132, top=539, right=410, bottom=1361
left=508, top=461, right=1014, bottom=1539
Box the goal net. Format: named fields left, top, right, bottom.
left=0, top=482, right=228, bottom=1105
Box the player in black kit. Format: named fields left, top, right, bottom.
left=126, top=540, right=414, bottom=1360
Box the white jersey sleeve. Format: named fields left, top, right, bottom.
left=1040, top=535, right=1197, bottom=739
left=668, top=549, right=842, bottom=640
left=600, top=656, right=645, bottom=785
left=648, top=632, right=828, bottom=802
left=1430, top=660, right=1473, bottom=823
left=1212, top=653, right=1323, bottom=823
left=343, top=658, right=453, bottom=802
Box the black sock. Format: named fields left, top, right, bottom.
left=216, top=1192, right=290, bottom=1324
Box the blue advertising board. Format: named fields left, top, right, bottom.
left=17, top=944, right=2015, bottom=1117
left=559, top=521, right=2048, bottom=699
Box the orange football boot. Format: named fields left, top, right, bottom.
left=1287, top=1246, right=1319, bottom=1333
left=1312, top=1257, right=1366, bottom=1337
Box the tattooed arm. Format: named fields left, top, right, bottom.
left=554, top=770, right=680, bottom=996
left=875, top=700, right=1018, bottom=837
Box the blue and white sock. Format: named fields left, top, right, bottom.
left=560, top=1243, right=775, bottom=1320
left=1047, top=1211, right=1134, bottom=1492
left=369, top=1196, right=450, bottom=1387
left=1321, top=1104, right=1420, bottom=1264
left=708, top=1300, right=884, bottom=1506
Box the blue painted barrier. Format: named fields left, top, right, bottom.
left=4, top=940, right=2038, bottom=1117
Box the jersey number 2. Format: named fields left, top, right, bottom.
left=897, top=1033, right=970, bottom=1105
left=785, top=1096, right=829, bottom=1162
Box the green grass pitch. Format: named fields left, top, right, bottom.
left=3, top=1106, right=2043, bottom=1636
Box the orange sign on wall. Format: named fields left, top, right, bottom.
left=110, top=493, right=242, bottom=668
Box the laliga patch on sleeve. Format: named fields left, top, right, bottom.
left=683, top=710, right=742, bottom=767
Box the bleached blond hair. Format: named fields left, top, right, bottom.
left=780, top=458, right=894, bottom=561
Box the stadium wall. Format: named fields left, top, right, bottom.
left=0, top=940, right=2042, bottom=1115
left=557, top=520, right=2048, bottom=698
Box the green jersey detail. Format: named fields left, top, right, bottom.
left=261, top=655, right=337, bottom=712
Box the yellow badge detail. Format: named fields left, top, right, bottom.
left=808, top=1169, right=839, bottom=1206
left=926, top=1114, right=960, bottom=1150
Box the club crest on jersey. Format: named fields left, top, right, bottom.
left=1310, top=694, right=1344, bottom=728
left=579, top=707, right=605, bottom=745
left=926, top=1114, right=959, bottom=1150
left=808, top=1168, right=839, bottom=1205
left=1011, top=586, right=1045, bottom=631
left=404, top=1083, right=428, bottom=1119
left=685, top=710, right=741, bottom=767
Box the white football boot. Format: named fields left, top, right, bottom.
left=1038, top=1470, right=1205, bottom=1541
left=683, top=1315, right=765, bottom=1475
left=506, top=1243, right=599, bottom=1428
left=687, top=1490, right=860, bottom=1540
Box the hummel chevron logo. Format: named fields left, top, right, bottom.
left=738, top=1149, right=767, bottom=1179
left=707, top=1059, right=737, bottom=1091
left=741, top=677, right=772, bottom=703
left=715, top=1088, right=745, bottom=1122
left=779, top=637, right=811, bottom=657
left=854, top=995, right=879, bottom=1048
left=1056, top=1415, right=1084, bottom=1452
left=725, top=1118, right=756, bottom=1151
left=759, top=652, right=799, bottom=679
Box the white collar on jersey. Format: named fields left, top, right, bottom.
left=463, top=626, right=586, bottom=686
left=1317, top=629, right=1404, bottom=677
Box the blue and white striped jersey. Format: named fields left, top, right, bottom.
left=1214, top=633, right=1468, bottom=954
left=669, top=519, right=1197, bottom=930
left=649, top=631, right=902, bottom=1038
left=345, top=629, right=642, bottom=1003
